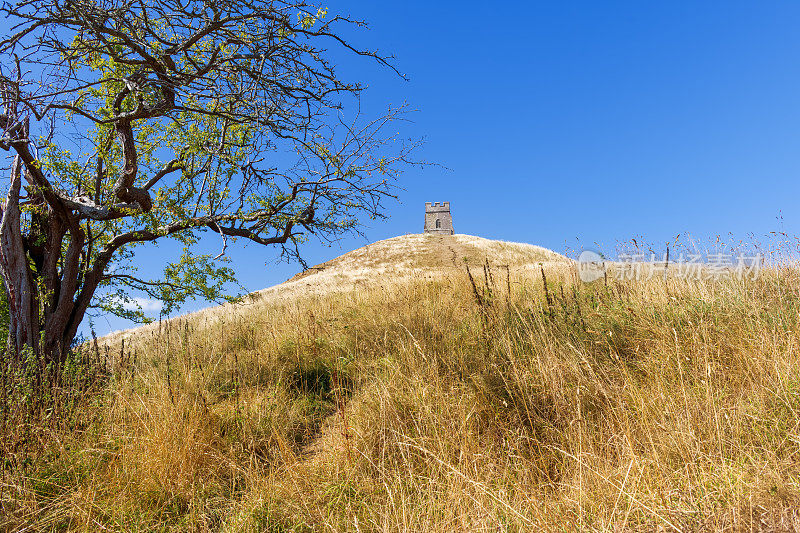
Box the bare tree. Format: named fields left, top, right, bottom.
left=0, top=0, right=417, bottom=364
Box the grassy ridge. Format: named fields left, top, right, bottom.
left=3, top=262, right=800, bottom=531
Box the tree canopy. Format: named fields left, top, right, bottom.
left=0, top=0, right=417, bottom=361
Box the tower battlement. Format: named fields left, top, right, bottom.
left=424, top=202, right=454, bottom=234
left=425, top=201, right=450, bottom=211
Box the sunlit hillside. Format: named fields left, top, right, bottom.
left=4, top=234, right=800, bottom=531
left=107, top=233, right=568, bottom=342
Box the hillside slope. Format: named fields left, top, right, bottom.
left=8, top=234, right=800, bottom=531
left=271, top=233, right=566, bottom=295
left=108, top=233, right=567, bottom=341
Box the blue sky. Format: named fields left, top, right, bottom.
left=92, top=1, right=800, bottom=333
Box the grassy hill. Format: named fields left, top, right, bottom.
left=106, top=233, right=567, bottom=343
left=3, top=234, right=800, bottom=531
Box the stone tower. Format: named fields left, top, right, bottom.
left=424, top=202, right=454, bottom=235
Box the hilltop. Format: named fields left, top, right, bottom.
left=107, top=233, right=567, bottom=341
left=269, top=233, right=566, bottom=295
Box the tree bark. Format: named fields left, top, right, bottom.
left=0, top=157, right=87, bottom=365
left=0, top=156, right=40, bottom=359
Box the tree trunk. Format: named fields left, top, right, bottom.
left=0, top=156, right=40, bottom=360
left=0, top=156, right=87, bottom=366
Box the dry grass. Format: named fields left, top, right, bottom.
left=105, top=233, right=567, bottom=343
left=3, top=236, right=800, bottom=531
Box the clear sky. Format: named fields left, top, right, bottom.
left=91, top=1, right=800, bottom=334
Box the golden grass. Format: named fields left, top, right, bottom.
left=104, top=233, right=568, bottom=344
left=3, top=254, right=800, bottom=531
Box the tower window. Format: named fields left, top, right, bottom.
left=435, top=219, right=441, bottom=228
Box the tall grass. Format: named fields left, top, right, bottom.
left=2, top=261, right=800, bottom=531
